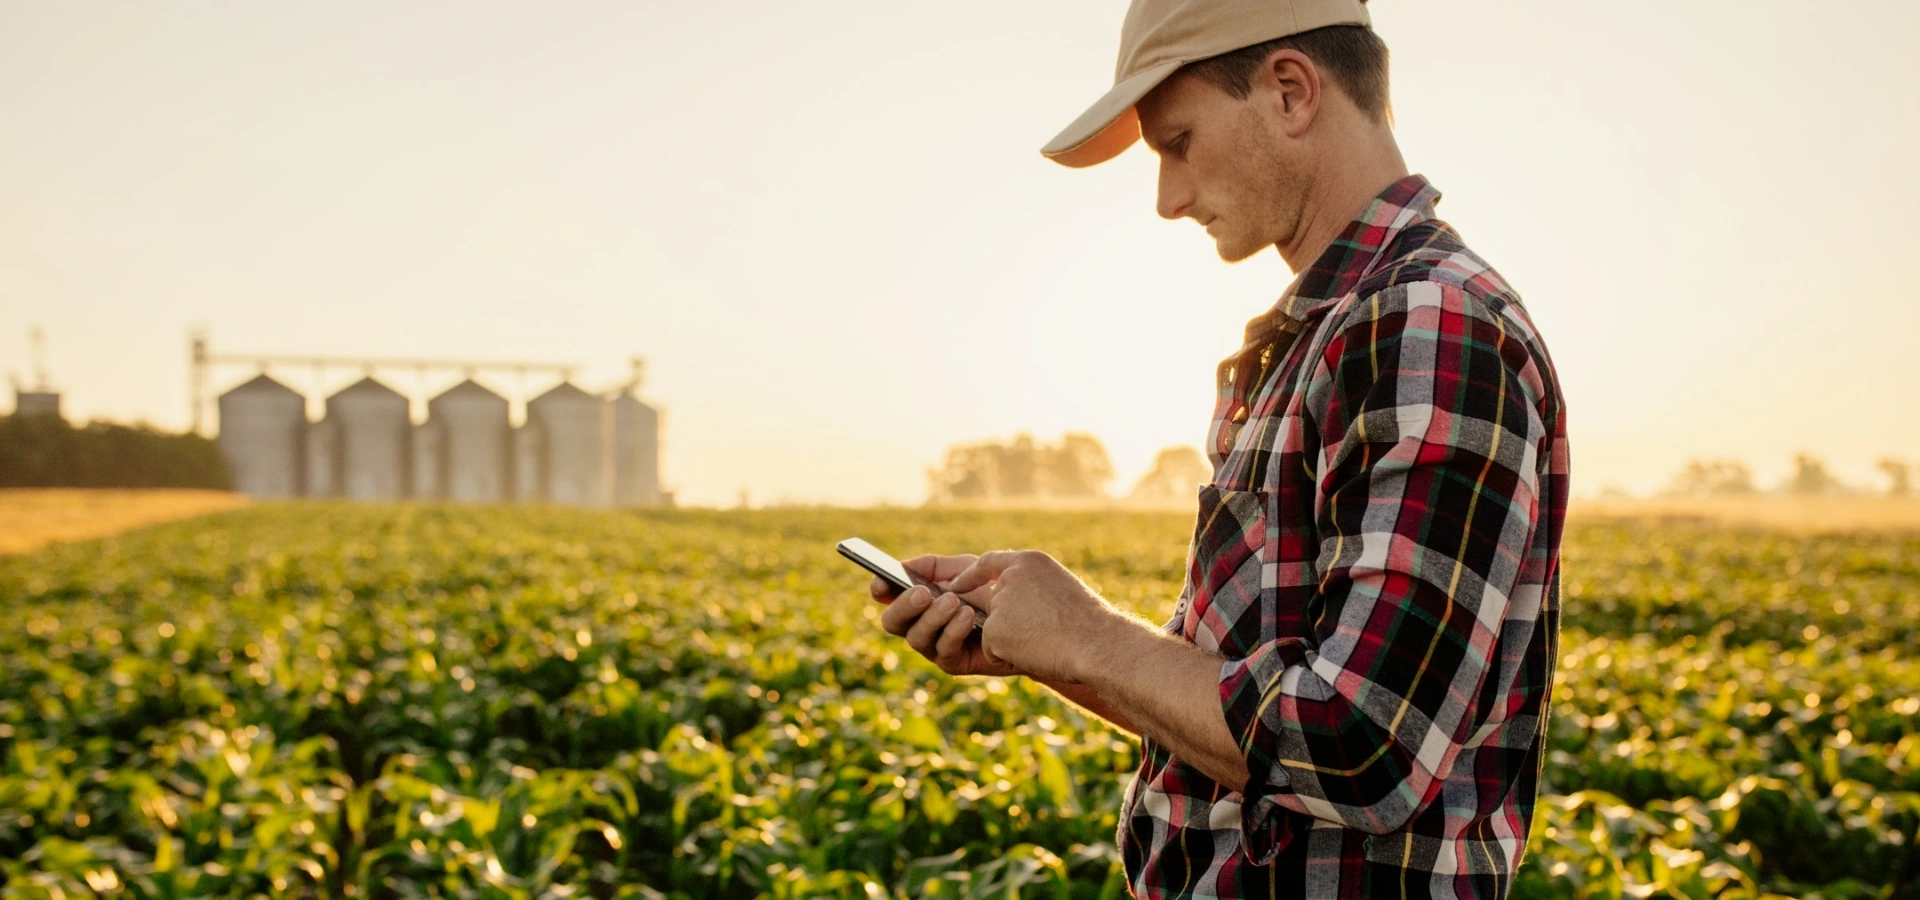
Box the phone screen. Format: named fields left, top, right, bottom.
left=838, top=537, right=986, bottom=631
left=836, top=537, right=917, bottom=592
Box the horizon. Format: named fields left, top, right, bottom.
left=4, top=1, right=1917, bottom=505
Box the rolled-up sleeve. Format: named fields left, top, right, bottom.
left=1220, top=281, right=1548, bottom=863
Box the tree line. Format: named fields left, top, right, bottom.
left=925, top=432, right=1211, bottom=505
left=1666, top=454, right=1911, bottom=498
left=0, top=413, right=231, bottom=489
left=927, top=437, right=1917, bottom=506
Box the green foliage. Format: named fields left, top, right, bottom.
left=1, top=506, right=1916, bottom=898
left=0, top=415, right=231, bottom=489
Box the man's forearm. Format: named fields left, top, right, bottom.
left=1033, top=677, right=1142, bottom=736
left=1070, top=609, right=1250, bottom=791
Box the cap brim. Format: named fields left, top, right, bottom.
left=1041, top=59, right=1184, bottom=168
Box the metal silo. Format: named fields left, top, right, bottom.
left=429, top=379, right=510, bottom=503
left=609, top=389, right=662, bottom=506
left=526, top=381, right=607, bottom=507
left=216, top=374, right=306, bottom=497
left=306, top=418, right=339, bottom=497
left=412, top=421, right=444, bottom=500
left=326, top=376, right=410, bottom=501
left=513, top=421, right=545, bottom=502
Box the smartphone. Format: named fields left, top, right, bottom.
left=837, top=537, right=987, bottom=631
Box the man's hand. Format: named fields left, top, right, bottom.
left=945, top=550, right=1117, bottom=685
left=948, top=549, right=1246, bottom=786
left=873, top=554, right=1020, bottom=678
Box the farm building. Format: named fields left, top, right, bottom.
left=9, top=329, right=63, bottom=420
left=216, top=374, right=307, bottom=497
left=611, top=389, right=663, bottom=507
left=526, top=382, right=605, bottom=506
left=212, top=369, right=666, bottom=507
left=11, top=390, right=61, bottom=419
left=428, top=379, right=511, bottom=503
left=323, top=377, right=411, bottom=501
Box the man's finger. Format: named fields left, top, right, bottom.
left=932, top=605, right=976, bottom=669
left=904, top=592, right=958, bottom=657
left=945, top=550, right=1023, bottom=595
left=903, top=553, right=980, bottom=584
left=870, top=575, right=899, bottom=603
left=880, top=585, right=933, bottom=636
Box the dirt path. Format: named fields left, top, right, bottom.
left=0, top=489, right=248, bottom=554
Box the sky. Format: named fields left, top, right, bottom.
left=2, top=1, right=1916, bottom=506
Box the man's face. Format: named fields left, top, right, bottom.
left=1137, top=71, right=1306, bottom=263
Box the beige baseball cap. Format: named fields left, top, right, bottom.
left=1042, top=0, right=1372, bottom=168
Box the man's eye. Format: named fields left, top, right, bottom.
left=1169, top=135, right=1190, bottom=157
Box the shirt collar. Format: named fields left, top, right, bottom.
left=1232, top=175, right=1442, bottom=351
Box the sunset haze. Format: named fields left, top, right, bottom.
left=3, top=1, right=1916, bottom=505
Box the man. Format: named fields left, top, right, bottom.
left=872, top=0, right=1567, bottom=897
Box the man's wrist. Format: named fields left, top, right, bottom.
left=1065, top=603, right=1147, bottom=687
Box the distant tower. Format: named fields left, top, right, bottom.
left=12, top=328, right=63, bottom=419
left=525, top=381, right=608, bottom=507
left=429, top=378, right=512, bottom=502
left=324, top=376, right=411, bottom=500
left=217, top=373, right=307, bottom=497
left=189, top=330, right=209, bottom=435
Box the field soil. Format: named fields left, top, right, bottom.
left=0, top=488, right=247, bottom=554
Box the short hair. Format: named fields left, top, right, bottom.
left=1182, top=25, right=1392, bottom=123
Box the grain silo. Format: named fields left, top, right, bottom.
left=526, top=381, right=607, bottom=507
left=412, top=421, right=444, bottom=499
left=513, top=420, right=545, bottom=502
left=216, top=374, right=306, bottom=497
left=306, top=418, right=339, bottom=497
left=326, top=377, right=410, bottom=500
left=609, top=389, right=662, bottom=506
left=429, top=379, right=511, bottom=503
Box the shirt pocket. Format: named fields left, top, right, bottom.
left=1168, top=483, right=1273, bottom=656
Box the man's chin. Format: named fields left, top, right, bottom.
left=1212, top=236, right=1267, bottom=264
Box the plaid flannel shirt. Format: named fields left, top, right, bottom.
left=1118, top=176, right=1569, bottom=899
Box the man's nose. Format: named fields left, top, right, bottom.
left=1156, top=161, right=1192, bottom=221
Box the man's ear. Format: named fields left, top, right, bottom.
left=1258, top=48, right=1321, bottom=138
